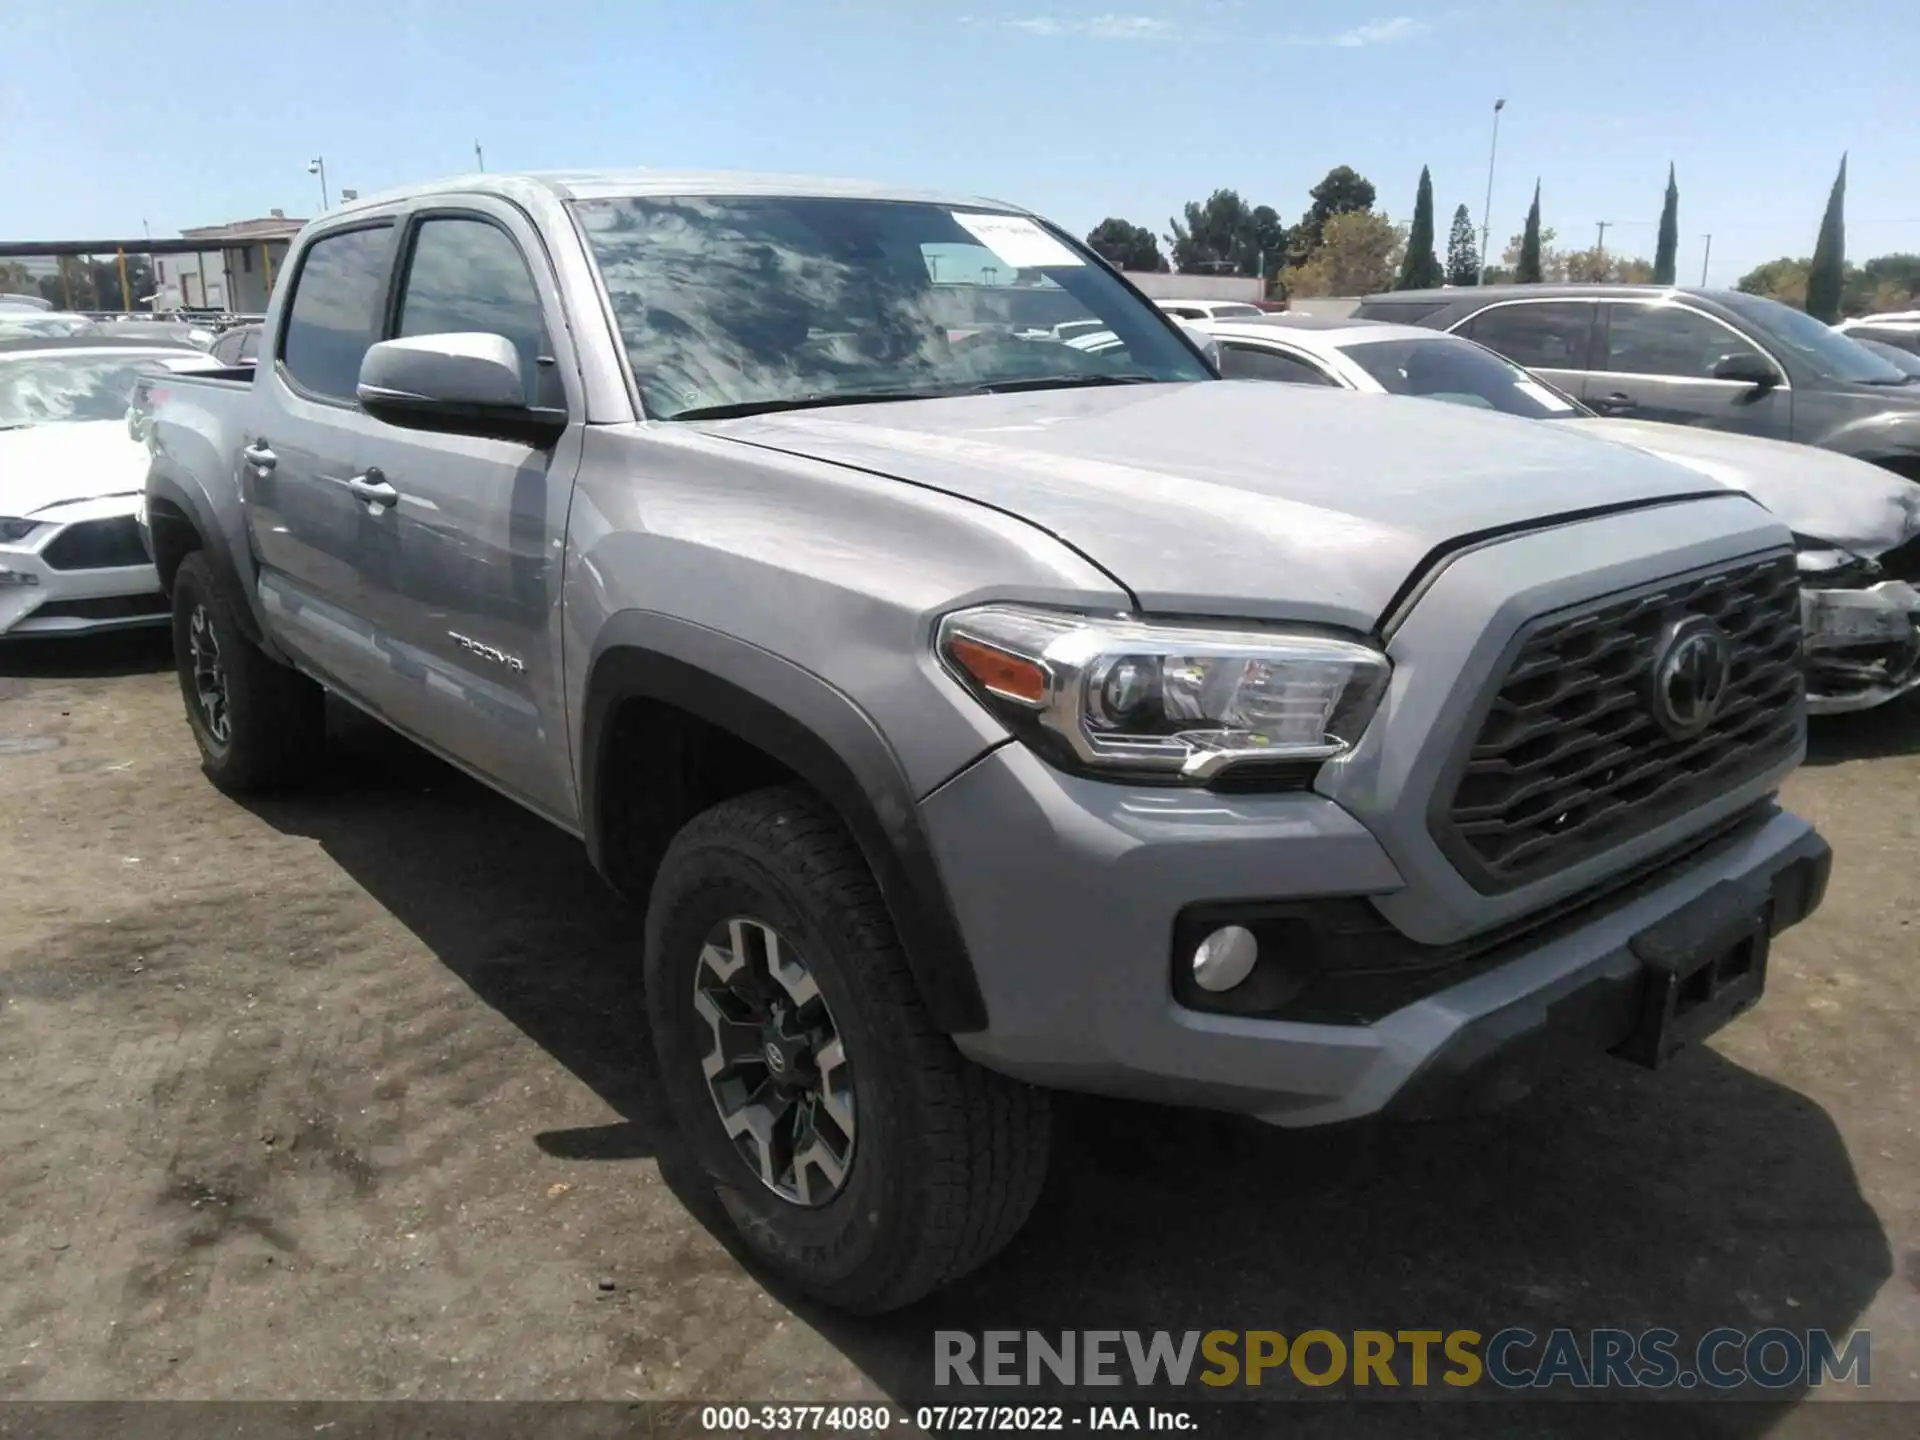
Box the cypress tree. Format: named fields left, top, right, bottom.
left=1518, top=181, right=1543, bottom=283
left=1806, top=154, right=1847, bottom=322
left=1396, top=166, right=1443, bottom=289
left=1653, top=164, right=1679, bottom=285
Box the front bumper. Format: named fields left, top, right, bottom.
left=1802, top=581, right=1920, bottom=714
left=924, top=743, right=1828, bottom=1128
left=1, top=511, right=167, bottom=638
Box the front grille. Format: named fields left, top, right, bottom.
left=1432, top=552, right=1804, bottom=893
left=41, top=517, right=149, bottom=571
left=33, top=593, right=168, bottom=621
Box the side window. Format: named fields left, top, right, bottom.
left=280, top=225, right=393, bottom=401
left=1163, top=306, right=1205, bottom=320
left=1464, top=302, right=1593, bottom=371
left=238, top=329, right=259, bottom=361
left=210, top=332, right=239, bottom=364
left=394, top=216, right=553, bottom=405
left=1218, top=343, right=1338, bottom=385
left=1603, top=304, right=1764, bottom=379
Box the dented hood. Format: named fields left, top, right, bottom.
left=1562, top=416, right=1920, bottom=557
left=698, top=382, right=1728, bottom=629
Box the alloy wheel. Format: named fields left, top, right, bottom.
left=693, top=916, right=856, bottom=1207
left=187, top=602, right=232, bottom=747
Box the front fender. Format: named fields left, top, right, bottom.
left=581, top=610, right=991, bottom=1034
left=1812, top=409, right=1920, bottom=475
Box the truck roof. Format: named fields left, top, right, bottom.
left=328, top=169, right=1029, bottom=220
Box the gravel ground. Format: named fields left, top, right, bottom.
left=1, top=630, right=1915, bottom=1437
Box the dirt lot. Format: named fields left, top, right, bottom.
left=1, top=631, right=1916, bottom=1435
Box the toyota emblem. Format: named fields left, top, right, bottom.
left=763, top=1042, right=787, bottom=1074
left=1650, top=618, right=1732, bottom=738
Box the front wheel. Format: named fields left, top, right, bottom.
left=170, top=552, right=325, bottom=793
left=645, top=785, right=1051, bottom=1313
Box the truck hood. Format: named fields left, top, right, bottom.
left=0, top=420, right=149, bottom=517
left=1561, top=415, right=1920, bottom=557
left=698, top=382, right=1731, bottom=628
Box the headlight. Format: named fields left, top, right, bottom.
left=937, top=604, right=1391, bottom=784
left=0, top=518, right=40, bottom=543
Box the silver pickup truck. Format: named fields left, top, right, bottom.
left=138, top=171, right=1832, bottom=1313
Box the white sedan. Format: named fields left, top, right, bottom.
left=1188, top=314, right=1920, bottom=714
left=0, top=338, right=226, bottom=638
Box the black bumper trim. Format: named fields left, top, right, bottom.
left=1381, top=827, right=1831, bottom=1122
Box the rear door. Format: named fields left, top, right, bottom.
left=244, top=219, right=404, bottom=706
left=326, top=202, right=583, bottom=823
left=1590, top=300, right=1792, bottom=438
left=1453, top=300, right=1597, bottom=400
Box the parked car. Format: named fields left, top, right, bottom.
left=1155, top=297, right=1267, bottom=321
left=206, top=322, right=262, bottom=365
left=1851, top=336, right=1920, bottom=378
left=1354, top=284, right=1920, bottom=480
left=0, top=337, right=227, bottom=637
left=93, top=318, right=217, bottom=349
left=1199, top=315, right=1920, bottom=713
left=0, top=293, right=55, bottom=311
left=142, top=171, right=1829, bottom=1312
left=0, top=310, right=100, bottom=340
left=1835, top=314, right=1920, bottom=356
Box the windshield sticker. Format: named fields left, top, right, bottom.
left=1513, top=378, right=1574, bottom=412
left=952, top=213, right=1084, bottom=269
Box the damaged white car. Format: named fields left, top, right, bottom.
left=1, top=337, right=227, bottom=638
left=1193, top=315, right=1920, bottom=714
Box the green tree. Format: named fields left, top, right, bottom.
left=1806, top=154, right=1847, bottom=323
left=1086, top=218, right=1168, bottom=272
left=1279, top=211, right=1407, bottom=298
left=1564, top=247, right=1656, bottom=284
left=1517, top=182, right=1544, bottom=283
left=1737, top=257, right=1812, bottom=308
left=1653, top=163, right=1679, bottom=285
left=1844, top=252, right=1920, bottom=316
left=1395, top=167, right=1443, bottom=290
left=1165, top=190, right=1288, bottom=282
left=1293, top=165, right=1377, bottom=261
left=1445, top=204, right=1480, bottom=286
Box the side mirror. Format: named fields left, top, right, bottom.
left=356, top=332, right=566, bottom=444
left=1711, top=351, right=1780, bottom=389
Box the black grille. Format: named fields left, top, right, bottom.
left=34, top=593, right=168, bottom=621
left=41, top=517, right=149, bottom=571
left=1432, top=553, right=1804, bottom=893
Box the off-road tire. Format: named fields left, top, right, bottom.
left=170, top=551, right=324, bottom=793
left=645, top=784, right=1051, bottom=1313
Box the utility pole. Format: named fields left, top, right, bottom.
left=474, top=140, right=485, bottom=172
left=1700, top=234, right=1713, bottom=287
left=1478, top=97, right=1506, bottom=283
left=1595, top=220, right=1611, bottom=258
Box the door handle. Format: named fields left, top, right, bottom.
left=243, top=441, right=277, bottom=471
left=1590, top=392, right=1637, bottom=413
left=347, top=470, right=399, bottom=507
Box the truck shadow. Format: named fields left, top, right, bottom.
left=0, top=628, right=173, bottom=680
left=241, top=706, right=1892, bottom=1438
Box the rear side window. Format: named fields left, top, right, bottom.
left=394, top=216, right=553, bottom=405
left=280, top=225, right=393, bottom=400
left=1464, top=302, right=1593, bottom=371
left=1218, top=343, right=1337, bottom=385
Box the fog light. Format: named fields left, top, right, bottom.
left=1191, top=925, right=1259, bottom=993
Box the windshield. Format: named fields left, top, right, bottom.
left=572, top=194, right=1213, bottom=419
left=1714, top=292, right=1908, bottom=385
left=1339, top=335, right=1590, bottom=419
left=0, top=312, right=99, bottom=340
left=0, top=352, right=199, bottom=429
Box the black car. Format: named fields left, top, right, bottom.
left=1355, top=284, right=1920, bottom=480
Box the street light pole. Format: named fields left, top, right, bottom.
left=1700, top=234, right=1713, bottom=287
left=1478, top=97, right=1506, bottom=283
left=307, top=156, right=330, bottom=211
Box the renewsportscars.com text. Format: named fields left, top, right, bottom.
left=934, top=1328, right=1870, bottom=1391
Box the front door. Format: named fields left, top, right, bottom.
left=1590, top=301, right=1793, bottom=439
left=331, top=205, right=582, bottom=825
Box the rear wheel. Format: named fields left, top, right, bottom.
left=170, top=552, right=324, bottom=793
left=645, top=784, right=1051, bottom=1313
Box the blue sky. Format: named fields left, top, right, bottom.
left=3, top=0, right=1916, bottom=286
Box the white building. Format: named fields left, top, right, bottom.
left=151, top=211, right=306, bottom=313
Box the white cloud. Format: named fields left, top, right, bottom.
left=1331, top=16, right=1427, bottom=46
left=1003, top=13, right=1174, bottom=39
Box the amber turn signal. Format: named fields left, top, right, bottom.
left=947, top=636, right=1049, bottom=706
